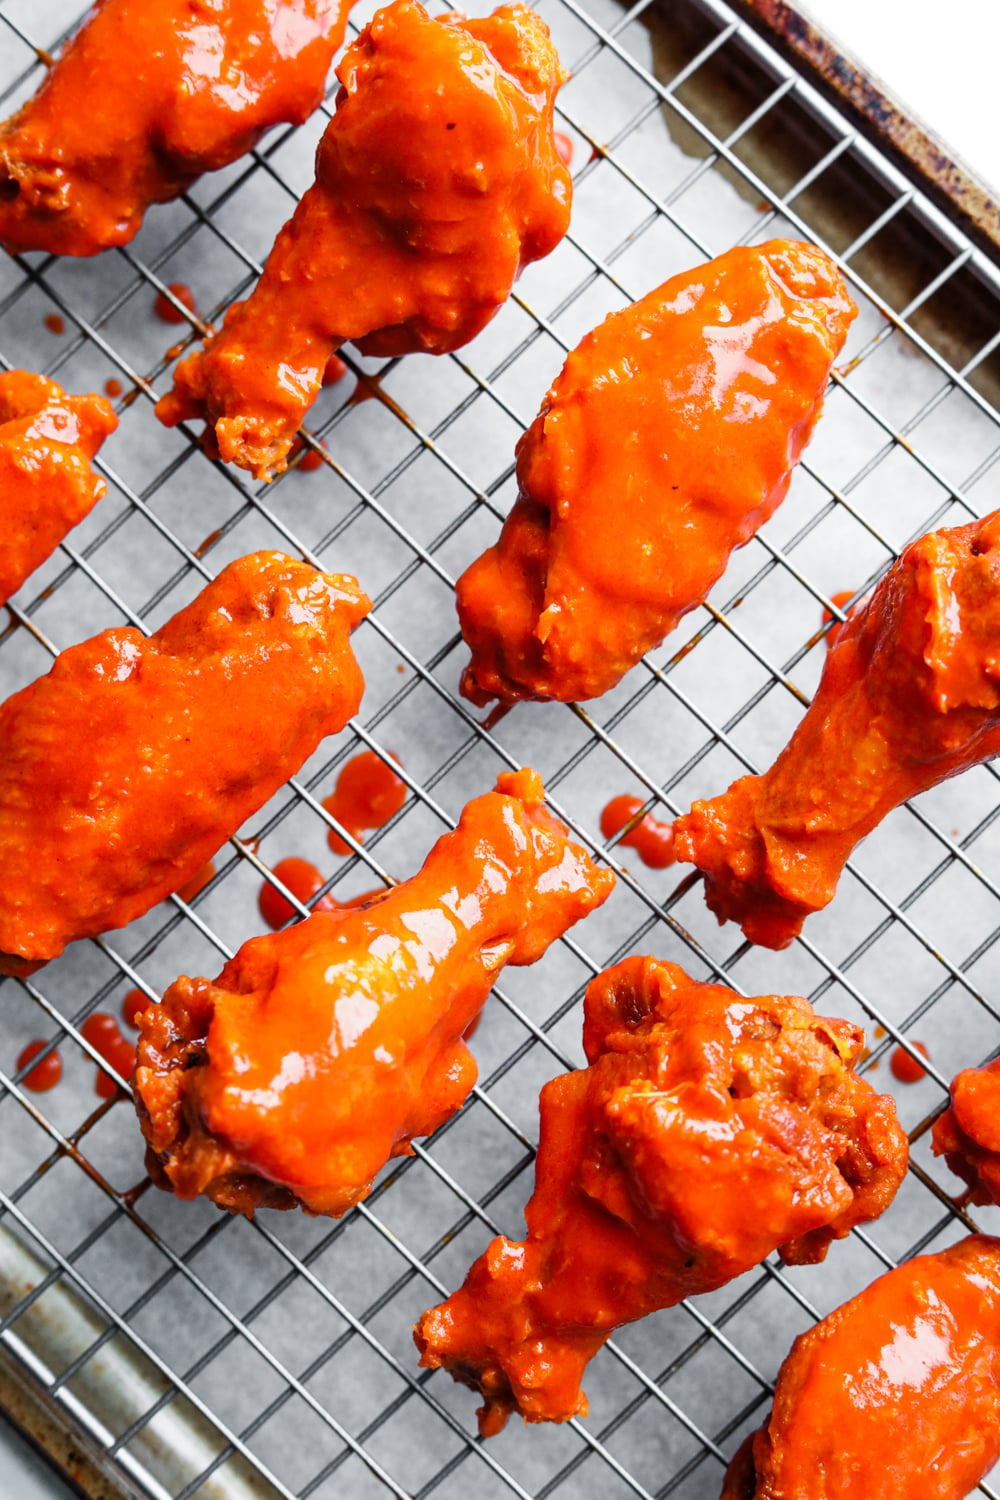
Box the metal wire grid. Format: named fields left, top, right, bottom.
left=0, top=0, right=999, bottom=1494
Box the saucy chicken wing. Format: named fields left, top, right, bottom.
left=0, top=552, right=369, bottom=975
left=0, top=370, right=116, bottom=606
left=415, top=955, right=907, bottom=1433
left=721, top=1235, right=1000, bottom=1500
left=674, top=509, right=1000, bottom=949
left=156, top=0, right=571, bottom=478
left=932, top=1057, right=1000, bottom=1205
left=133, top=769, right=614, bottom=1217
left=0, top=0, right=352, bottom=256
left=456, top=240, right=855, bottom=706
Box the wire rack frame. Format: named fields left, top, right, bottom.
left=0, top=0, right=999, bottom=1496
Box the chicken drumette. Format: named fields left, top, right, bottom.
left=456, top=240, right=854, bottom=706
left=0, top=552, right=369, bottom=975
left=133, top=770, right=613, bottom=1218
left=0, top=0, right=352, bottom=256
left=932, top=1057, right=1000, bottom=1206
left=156, top=0, right=571, bottom=478
left=721, top=1235, right=1000, bottom=1500
left=0, top=370, right=116, bottom=606
left=674, top=509, right=1000, bottom=949
left=415, top=955, right=907, bottom=1433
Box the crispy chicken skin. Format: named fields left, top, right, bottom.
left=932, top=1058, right=1000, bottom=1205
left=456, top=240, right=855, bottom=707
left=414, top=956, right=907, bottom=1434
left=0, top=0, right=352, bottom=257
left=674, top=509, right=1000, bottom=949
left=156, top=0, right=571, bottom=479
left=133, top=769, right=614, bottom=1218
left=0, top=552, right=369, bottom=975
left=721, top=1235, right=1000, bottom=1500
left=0, top=371, right=116, bottom=606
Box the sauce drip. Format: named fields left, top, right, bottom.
left=178, top=858, right=216, bottom=903
left=43, top=313, right=64, bottom=335
left=890, top=1041, right=929, bottom=1084
left=154, top=283, right=197, bottom=325
left=822, top=588, right=858, bottom=650
left=81, top=1012, right=135, bottom=1099
left=290, top=435, right=326, bottom=472
left=600, top=795, right=675, bottom=869
left=259, top=857, right=331, bottom=929
left=17, top=1039, right=62, bottom=1092
left=554, top=131, right=573, bottom=166
left=122, top=988, right=151, bottom=1029
left=104, top=377, right=123, bottom=398
left=322, top=354, right=347, bottom=386
left=324, top=750, right=406, bottom=855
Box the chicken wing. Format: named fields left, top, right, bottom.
left=456, top=240, right=855, bottom=706
left=0, top=370, right=116, bottom=605
left=721, top=1235, right=1000, bottom=1500
left=674, top=509, right=1000, bottom=949
left=155, top=0, right=571, bottom=479
left=133, top=769, right=614, bottom=1218
left=932, top=1057, right=1000, bottom=1206
left=0, top=551, right=369, bottom=975
left=0, top=0, right=351, bottom=256
left=414, top=955, right=907, bottom=1433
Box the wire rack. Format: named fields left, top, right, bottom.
left=1, top=0, right=1000, bottom=1496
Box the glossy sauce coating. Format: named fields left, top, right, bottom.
left=674, top=509, right=1000, bottom=948
left=134, top=769, right=614, bottom=1217
left=721, top=1235, right=1000, bottom=1500
left=600, top=794, right=675, bottom=868
left=932, top=1057, right=1000, bottom=1205
left=415, top=956, right=907, bottom=1433
left=324, top=749, right=406, bottom=854
left=456, top=240, right=855, bottom=705
left=0, top=551, right=369, bottom=974
left=156, top=0, right=572, bottom=478
left=0, top=371, right=117, bottom=606
left=0, top=0, right=352, bottom=256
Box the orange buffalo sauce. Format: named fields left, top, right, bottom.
left=0, top=0, right=354, bottom=256
left=889, top=1040, right=928, bottom=1084
left=933, top=1056, right=1000, bottom=1206
left=722, top=1236, right=1000, bottom=1500
left=0, top=370, right=117, bottom=608
left=324, top=750, right=406, bottom=855
left=154, top=283, right=197, bottom=325
left=156, top=0, right=572, bottom=478
left=17, top=1039, right=62, bottom=1092
left=600, top=794, right=674, bottom=869
left=81, top=1012, right=135, bottom=1100
left=134, top=769, right=614, bottom=1218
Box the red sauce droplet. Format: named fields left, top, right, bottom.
left=259, top=857, right=331, bottom=929
left=154, top=283, right=196, bottom=325
left=554, top=131, right=573, bottom=166
left=290, top=434, right=326, bottom=472
left=122, top=988, right=151, bottom=1030
left=178, top=859, right=216, bottom=903
left=195, top=528, right=223, bottom=559
left=17, top=1039, right=62, bottom=1092
left=822, top=589, right=858, bottom=650
left=81, top=1012, right=135, bottom=1099
left=322, top=354, right=348, bottom=386
left=349, top=379, right=377, bottom=405
left=890, top=1041, right=929, bottom=1084
left=323, top=751, right=407, bottom=856
left=44, top=313, right=64, bottom=335
left=104, top=377, right=123, bottom=398
left=600, top=794, right=675, bottom=869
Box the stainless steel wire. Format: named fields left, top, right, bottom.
left=1, top=0, right=1000, bottom=1495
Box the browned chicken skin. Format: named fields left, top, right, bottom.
left=0, top=0, right=352, bottom=256
left=722, top=1236, right=1000, bottom=1500
left=156, top=0, right=572, bottom=478
left=134, top=770, right=613, bottom=1218
left=415, top=956, right=908, bottom=1434
left=675, top=509, right=1000, bottom=948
